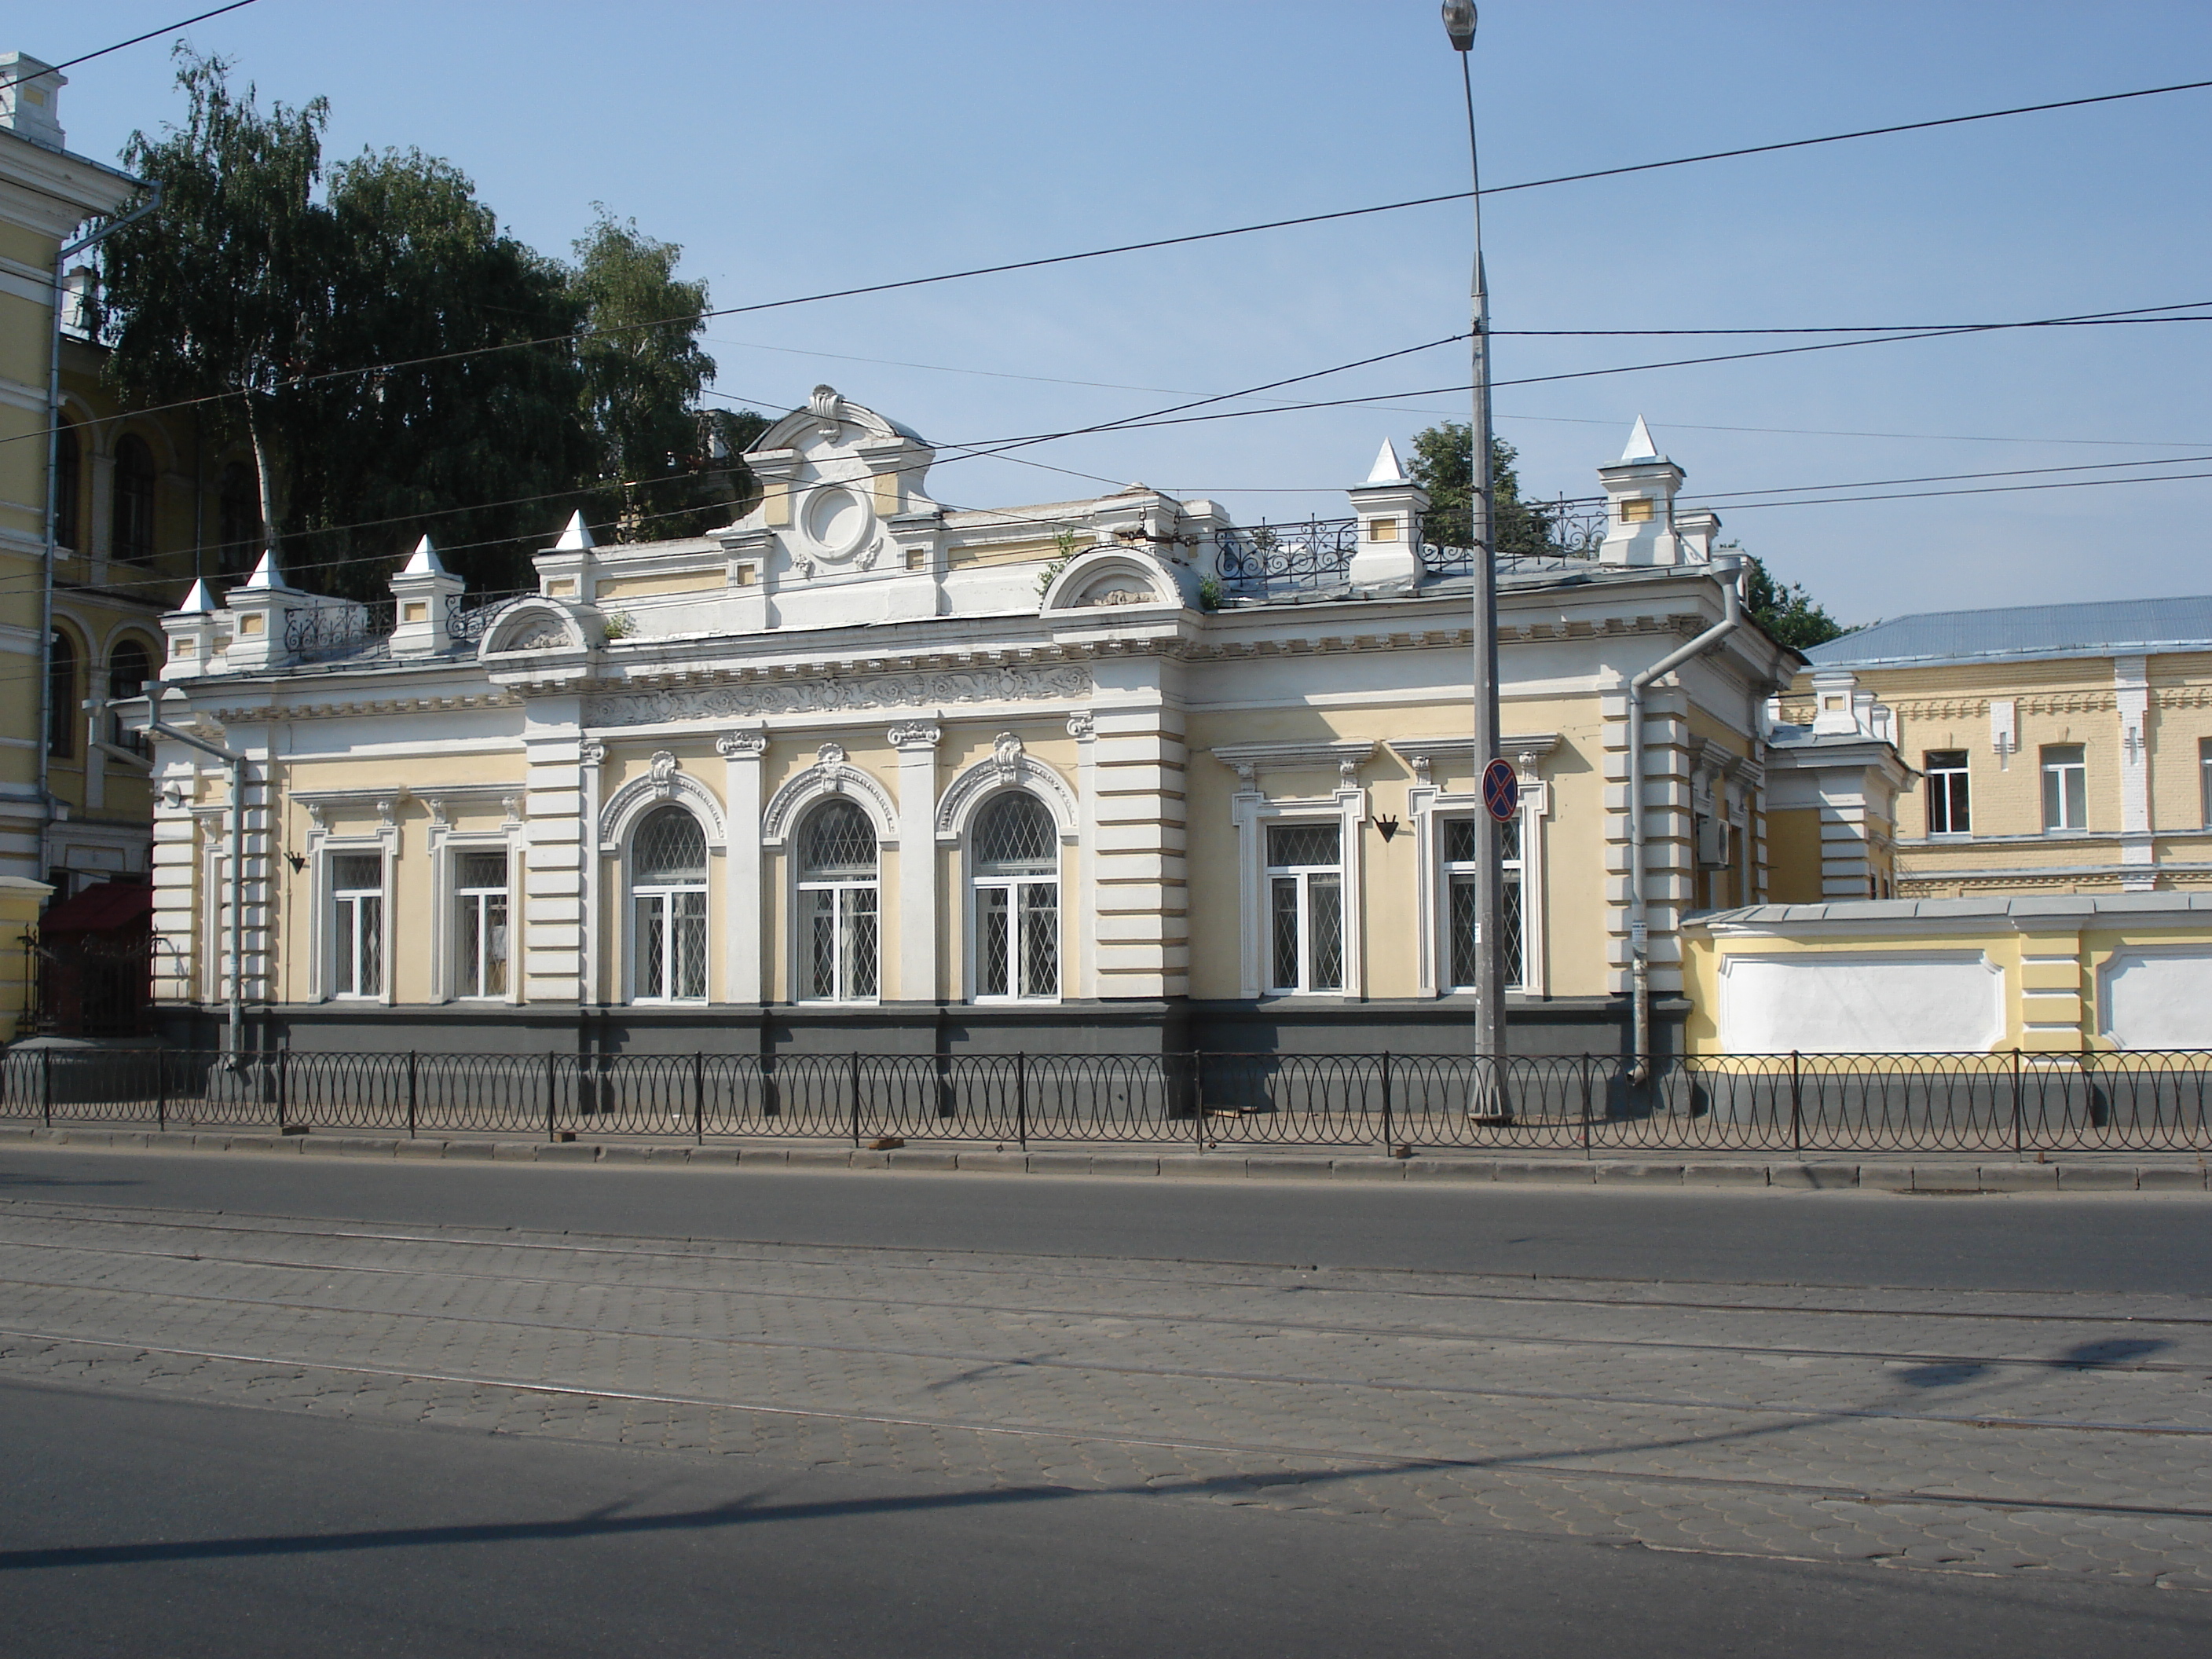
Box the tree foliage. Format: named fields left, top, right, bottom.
left=99, top=51, right=757, bottom=597
left=1406, top=423, right=1595, bottom=558
left=570, top=212, right=760, bottom=543
left=1741, top=553, right=1853, bottom=652
left=101, top=49, right=331, bottom=563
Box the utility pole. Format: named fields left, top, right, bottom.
left=1443, top=2, right=1508, bottom=1068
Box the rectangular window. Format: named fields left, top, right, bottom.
left=1265, top=821, right=1344, bottom=994
left=330, top=851, right=383, bottom=998
left=1443, top=815, right=1524, bottom=990
left=2201, top=738, right=2212, bottom=828
left=453, top=849, right=509, bottom=999
left=2041, top=744, right=2087, bottom=832
left=1924, top=750, right=1971, bottom=836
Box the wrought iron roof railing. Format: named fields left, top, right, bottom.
left=1216, top=518, right=1359, bottom=597
left=284, top=600, right=394, bottom=665
left=447, top=590, right=536, bottom=644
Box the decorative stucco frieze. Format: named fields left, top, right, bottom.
left=582, top=663, right=1092, bottom=728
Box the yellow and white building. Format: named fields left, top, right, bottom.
left=1686, top=599, right=2212, bottom=1055
left=137, top=398, right=1801, bottom=1057
left=2, top=52, right=207, bottom=1036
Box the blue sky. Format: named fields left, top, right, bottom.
left=37, top=2, right=2212, bottom=623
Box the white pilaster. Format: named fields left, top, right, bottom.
left=2116, top=654, right=2155, bottom=890
left=1068, top=712, right=1099, bottom=998
left=717, top=727, right=768, bottom=1003
left=890, top=721, right=943, bottom=1002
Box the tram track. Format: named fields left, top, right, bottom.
left=4, top=1324, right=2210, bottom=1526
left=0, top=1262, right=2206, bottom=1440
left=0, top=1231, right=2205, bottom=1381
left=3, top=1198, right=2208, bottom=1328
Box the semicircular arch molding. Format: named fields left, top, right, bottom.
left=480, top=599, right=589, bottom=658
left=760, top=756, right=899, bottom=850
left=598, top=766, right=727, bottom=853
left=935, top=744, right=1078, bottom=844
left=1038, top=548, right=1181, bottom=614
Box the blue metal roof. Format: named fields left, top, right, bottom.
left=1805, top=595, right=2212, bottom=669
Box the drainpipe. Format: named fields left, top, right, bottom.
left=1627, top=553, right=1743, bottom=1082
left=136, top=695, right=248, bottom=1056
left=39, top=187, right=163, bottom=825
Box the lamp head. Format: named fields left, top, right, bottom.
left=1441, top=0, right=1477, bottom=52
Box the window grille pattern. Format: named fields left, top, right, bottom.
left=630, top=809, right=706, bottom=1001
left=330, top=854, right=383, bottom=998
left=455, top=849, right=509, bottom=999
left=802, top=800, right=878, bottom=877
left=1443, top=815, right=1525, bottom=990
left=799, top=802, right=880, bottom=1001
left=974, top=793, right=1056, bottom=873
left=971, top=793, right=1060, bottom=1000
left=633, top=807, right=707, bottom=883
left=806, top=887, right=878, bottom=1000
left=1267, top=822, right=1339, bottom=869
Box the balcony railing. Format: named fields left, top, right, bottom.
left=283, top=600, right=394, bottom=665
left=448, top=590, right=536, bottom=644
left=1215, top=518, right=1359, bottom=597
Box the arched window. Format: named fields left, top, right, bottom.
left=112, top=434, right=156, bottom=562
left=797, top=800, right=878, bottom=1002
left=630, top=805, right=708, bottom=1001
left=216, top=461, right=261, bottom=573
left=46, top=630, right=76, bottom=758
left=972, top=793, right=1058, bottom=999
left=55, top=425, right=81, bottom=551
left=107, top=639, right=152, bottom=754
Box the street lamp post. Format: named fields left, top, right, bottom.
left=1443, top=2, right=1508, bottom=1068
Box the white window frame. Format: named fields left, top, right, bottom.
left=298, top=790, right=401, bottom=1005
left=451, top=847, right=515, bottom=1002
left=967, top=790, right=1062, bottom=1004
left=325, top=847, right=389, bottom=1002
left=1924, top=749, right=1972, bottom=837
left=1438, top=812, right=1528, bottom=991
left=2041, top=744, right=2088, bottom=833
left=793, top=800, right=881, bottom=1005
left=2199, top=738, right=2212, bottom=830
left=1221, top=742, right=1374, bottom=1002
left=626, top=804, right=711, bottom=1005
left=421, top=786, right=524, bottom=1005
left=1406, top=756, right=1551, bottom=1000
left=1263, top=820, right=1348, bottom=995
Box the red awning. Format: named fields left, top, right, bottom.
left=40, top=881, right=152, bottom=936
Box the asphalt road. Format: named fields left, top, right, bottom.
left=7, top=1373, right=2211, bottom=1659
left=0, top=1145, right=2207, bottom=1657
left=2, top=1143, right=2210, bottom=1292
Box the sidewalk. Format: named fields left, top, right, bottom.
left=2, top=1120, right=2207, bottom=1192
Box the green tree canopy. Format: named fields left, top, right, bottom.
left=101, top=48, right=332, bottom=566
left=99, top=53, right=758, bottom=597
left=570, top=211, right=759, bottom=544
left=1405, top=423, right=1599, bottom=558
left=1741, top=553, right=1854, bottom=652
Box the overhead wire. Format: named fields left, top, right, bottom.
left=22, top=71, right=2212, bottom=450
left=0, top=2, right=262, bottom=97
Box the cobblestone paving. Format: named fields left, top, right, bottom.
left=0, top=1196, right=2208, bottom=1587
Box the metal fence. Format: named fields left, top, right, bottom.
left=5, top=1049, right=2212, bottom=1154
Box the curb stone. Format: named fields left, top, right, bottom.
left=2, top=1126, right=2208, bottom=1193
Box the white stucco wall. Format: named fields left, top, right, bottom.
left=2099, top=947, right=2212, bottom=1049
left=1718, top=951, right=2006, bottom=1053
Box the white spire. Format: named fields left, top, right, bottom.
left=1365, top=438, right=1408, bottom=485
left=177, top=579, right=216, bottom=614
left=1621, top=415, right=1660, bottom=462
left=401, top=533, right=447, bottom=577
left=554, top=510, right=595, bottom=551
left=240, top=551, right=290, bottom=591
